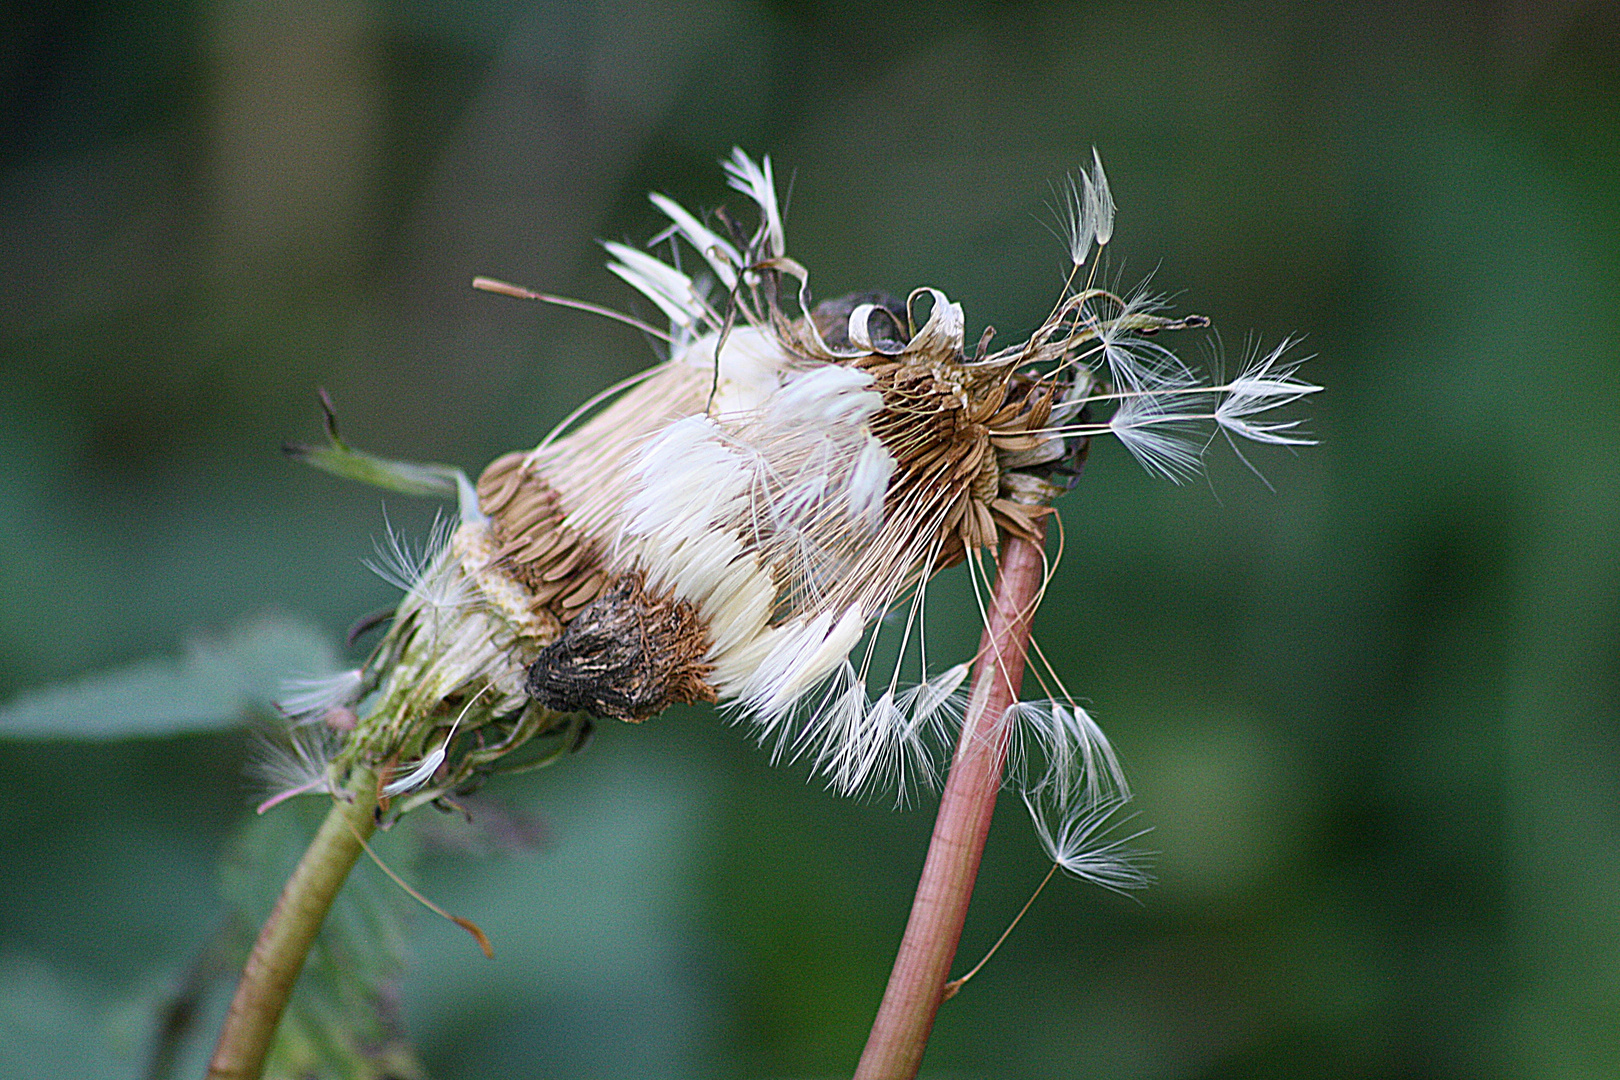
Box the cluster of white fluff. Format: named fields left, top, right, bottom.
left=265, top=149, right=1314, bottom=893
left=592, top=150, right=1316, bottom=886
left=586, top=152, right=1150, bottom=884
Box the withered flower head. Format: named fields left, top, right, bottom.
left=275, top=150, right=1317, bottom=879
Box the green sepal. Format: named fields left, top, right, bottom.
left=285, top=390, right=484, bottom=521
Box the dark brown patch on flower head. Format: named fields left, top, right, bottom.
left=524, top=570, right=716, bottom=723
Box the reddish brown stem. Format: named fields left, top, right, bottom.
left=854, top=523, right=1048, bottom=1080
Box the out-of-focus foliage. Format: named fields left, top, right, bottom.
left=0, top=613, right=336, bottom=739
left=2, top=1, right=1617, bottom=1078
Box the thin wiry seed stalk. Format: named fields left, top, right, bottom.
left=207, top=767, right=380, bottom=1080
left=854, top=521, right=1047, bottom=1080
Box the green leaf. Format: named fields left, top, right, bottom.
left=0, top=612, right=340, bottom=740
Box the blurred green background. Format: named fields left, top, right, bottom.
left=3, top=1, right=1618, bottom=1077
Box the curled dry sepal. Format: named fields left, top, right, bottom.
left=271, top=148, right=1317, bottom=883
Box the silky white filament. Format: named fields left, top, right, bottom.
left=1107, top=392, right=1209, bottom=482
left=722, top=148, right=784, bottom=259
left=1053, top=148, right=1118, bottom=267
left=788, top=660, right=970, bottom=801
left=382, top=685, right=492, bottom=797
left=1023, top=790, right=1152, bottom=893
left=1214, top=339, right=1320, bottom=446
left=254, top=721, right=341, bottom=813
left=603, top=241, right=701, bottom=331
left=647, top=192, right=742, bottom=288
left=365, top=513, right=456, bottom=594
left=276, top=668, right=364, bottom=724
left=1005, top=699, right=1131, bottom=811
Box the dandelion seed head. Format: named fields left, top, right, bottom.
left=468, top=150, right=1313, bottom=804
left=311, top=147, right=1315, bottom=840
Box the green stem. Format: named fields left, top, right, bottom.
left=854, top=523, right=1048, bottom=1080
left=207, top=768, right=379, bottom=1080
